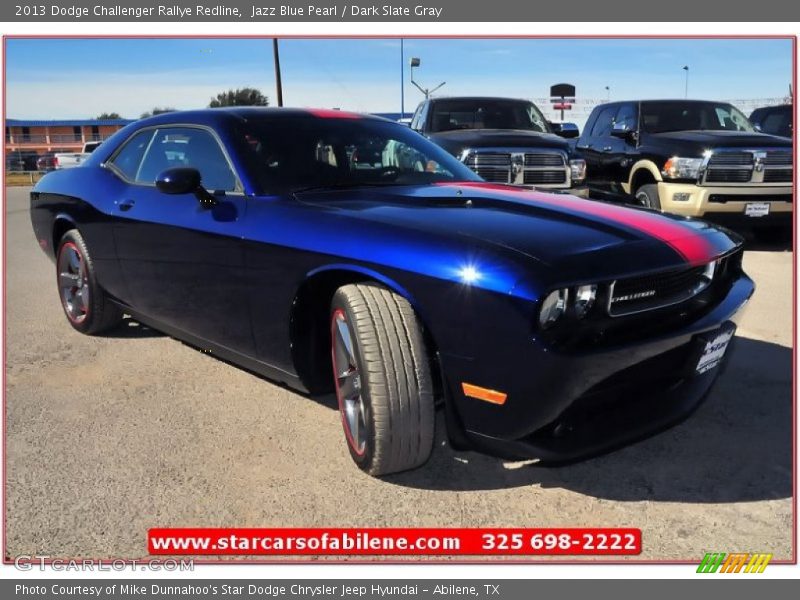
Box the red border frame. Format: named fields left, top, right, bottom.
left=1, top=33, right=796, bottom=567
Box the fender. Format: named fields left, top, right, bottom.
left=622, top=160, right=664, bottom=195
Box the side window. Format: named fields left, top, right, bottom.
left=614, top=103, right=638, bottom=132
left=136, top=127, right=237, bottom=191
left=108, top=129, right=156, bottom=181
left=413, top=102, right=430, bottom=132
left=410, top=104, right=424, bottom=130
left=763, top=111, right=790, bottom=135
left=590, top=106, right=617, bottom=138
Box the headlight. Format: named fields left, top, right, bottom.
left=539, top=288, right=568, bottom=329
left=663, top=156, right=703, bottom=180
left=573, top=284, right=597, bottom=319
left=569, top=159, right=587, bottom=184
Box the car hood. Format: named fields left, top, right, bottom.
left=428, top=129, right=569, bottom=153
left=295, top=183, right=740, bottom=283
left=646, top=130, right=792, bottom=149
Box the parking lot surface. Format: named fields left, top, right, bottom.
left=4, top=186, right=793, bottom=560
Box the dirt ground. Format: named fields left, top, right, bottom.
left=3, top=186, right=793, bottom=561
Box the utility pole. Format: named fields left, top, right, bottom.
left=273, top=38, right=284, bottom=107
left=400, top=39, right=405, bottom=119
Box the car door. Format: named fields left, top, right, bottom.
left=578, top=104, right=618, bottom=191
left=606, top=102, right=639, bottom=194
left=107, top=125, right=254, bottom=354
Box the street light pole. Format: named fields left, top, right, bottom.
left=410, top=57, right=445, bottom=99
left=682, top=65, right=689, bottom=99
left=605, top=86, right=610, bottom=101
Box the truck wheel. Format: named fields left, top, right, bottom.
left=330, top=283, right=435, bottom=476
left=634, top=184, right=661, bottom=210
left=56, top=230, right=123, bottom=335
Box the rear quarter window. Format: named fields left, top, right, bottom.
left=108, top=129, right=155, bottom=181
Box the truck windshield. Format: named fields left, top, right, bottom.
left=429, top=99, right=550, bottom=133
left=640, top=101, right=755, bottom=133
left=235, top=116, right=482, bottom=194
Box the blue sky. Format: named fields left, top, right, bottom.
left=5, top=38, right=793, bottom=123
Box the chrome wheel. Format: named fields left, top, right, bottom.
left=331, top=309, right=366, bottom=456
left=58, top=242, right=89, bottom=323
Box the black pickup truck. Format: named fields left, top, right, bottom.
left=576, top=99, right=792, bottom=229
left=409, top=96, right=588, bottom=196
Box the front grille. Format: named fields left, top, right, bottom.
left=705, top=168, right=752, bottom=183
left=524, top=153, right=564, bottom=167
left=703, top=149, right=793, bottom=185
left=523, top=170, right=567, bottom=185
left=708, top=152, right=753, bottom=166
left=764, top=150, right=792, bottom=166
left=763, top=168, right=792, bottom=183
left=463, top=149, right=568, bottom=187
left=608, top=264, right=714, bottom=317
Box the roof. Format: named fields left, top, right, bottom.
left=6, top=118, right=134, bottom=127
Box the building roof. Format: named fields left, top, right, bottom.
left=6, top=119, right=134, bottom=127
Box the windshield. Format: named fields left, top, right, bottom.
left=640, top=101, right=756, bottom=133
left=234, top=117, right=482, bottom=194
left=428, top=99, right=550, bottom=133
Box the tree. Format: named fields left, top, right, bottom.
left=140, top=107, right=177, bottom=119
left=208, top=88, right=268, bottom=108
left=95, top=112, right=122, bottom=120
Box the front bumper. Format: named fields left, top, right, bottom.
left=442, top=274, right=755, bottom=462
left=657, top=181, right=793, bottom=218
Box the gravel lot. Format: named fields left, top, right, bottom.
left=4, top=186, right=793, bottom=561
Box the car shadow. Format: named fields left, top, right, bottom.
left=386, top=336, right=792, bottom=503
left=102, top=317, right=165, bottom=339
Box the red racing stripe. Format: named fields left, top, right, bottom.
left=306, top=108, right=362, bottom=119
left=437, top=182, right=717, bottom=265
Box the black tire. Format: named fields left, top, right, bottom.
left=56, top=229, right=123, bottom=335
left=330, top=283, right=435, bottom=476
left=634, top=184, right=661, bottom=210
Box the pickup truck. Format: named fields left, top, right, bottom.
left=409, top=96, right=588, bottom=196
left=750, top=104, right=792, bottom=138
left=576, top=99, right=792, bottom=231
left=54, top=141, right=103, bottom=170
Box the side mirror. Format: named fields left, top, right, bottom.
left=550, top=122, right=580, bottom=139
left=155, top=167, right=217, bottom=209
left=610, top=122, right=639, bottom=144
left=156, top=167, right=201, bottom=195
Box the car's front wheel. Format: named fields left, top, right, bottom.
left=56, top=229, right=123, bottom=335
left=634, top=184, right=661, bottom=210
left=330, top=283, right=435, bottom=476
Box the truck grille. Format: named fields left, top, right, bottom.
left=462, top=149, right=569, bottom=188
left=703, top=149, right=792, bottom=185
left=608, top=263, right=716, bottom=317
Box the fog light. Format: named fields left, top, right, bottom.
left=673, top=192, right=691, bottom=202
left=574, top=284, right=597, bottom=318
left=539, top=288, right=568, bottom=328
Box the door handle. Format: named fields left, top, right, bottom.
left=118, top=199, right=135, bottom=212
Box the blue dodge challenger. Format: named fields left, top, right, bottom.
left=30, top=108, right=754, bottom=476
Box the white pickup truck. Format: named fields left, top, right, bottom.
left=54, top=141, right=102, bottom=169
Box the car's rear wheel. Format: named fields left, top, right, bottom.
left=330, top=283, right=435, bottom=476
left=56, top=230, right=123, bottom=335
left=634, top=184, right=661, bottom=210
